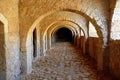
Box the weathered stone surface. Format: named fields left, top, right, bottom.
left=0, top=0, right=120, bottom=80
left=20, top=42, right=114, bottom=80
left=0, top=1, right=20, bottom=80
left=109, top=40, right=120, bottom=79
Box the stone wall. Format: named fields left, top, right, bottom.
left=109, top=40, right=120, bottom=79
left=88, top=37, right=103, bottom=70
left=0, top=0, right=21, bottom=80
left=80, top=36, right=86, bottom=54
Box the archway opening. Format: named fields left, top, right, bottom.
left=33, top=28, right=37, bottom=58
left=0, top=21, right=6, bottom=80
left=54, top=27, right=73, bottom=43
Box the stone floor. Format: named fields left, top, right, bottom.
left=20, top=42, right=114, bottom=80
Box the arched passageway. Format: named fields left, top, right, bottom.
left=0, top=21, right=6, bottom=80
left=33, top=28, right=37, bottom=58
left=53, top=27, right=73, bottom=43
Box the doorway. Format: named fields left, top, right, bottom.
left=0, top=21, right=6, bottom=80
left=33, top=29, right=37, bottom=58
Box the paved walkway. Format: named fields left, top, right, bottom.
left=20, top=42, right=114, bottom=80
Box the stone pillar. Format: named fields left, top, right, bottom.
left=47, top=33, right=51, bottom=49
left=77, top=36, right=80, bottom=48
left=36, top=26, right=40, bottom=57
left=0, top=1, right=21, bottom=80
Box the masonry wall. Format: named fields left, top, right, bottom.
left=109, top=40, right=120, bottom=79
left=88, top=37, right=103, bottom=70
left=0, top=0, right=21, bottom=80
left=109, top=1, right=120, bottom=79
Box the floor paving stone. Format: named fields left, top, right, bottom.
left=20, top=42, right=114, bottom=80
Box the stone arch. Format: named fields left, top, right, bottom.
left=47, top=24, right=76, bottom=49
left=24, top=9, right=104, bottom=74
left=0, top=13, right=8, bottom=80
left=42, top=20, right=86, bottom=38
left=45, top=21, right=86, bottom=49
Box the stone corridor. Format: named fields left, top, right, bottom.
left=20, top=42, right=114, bottom=80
